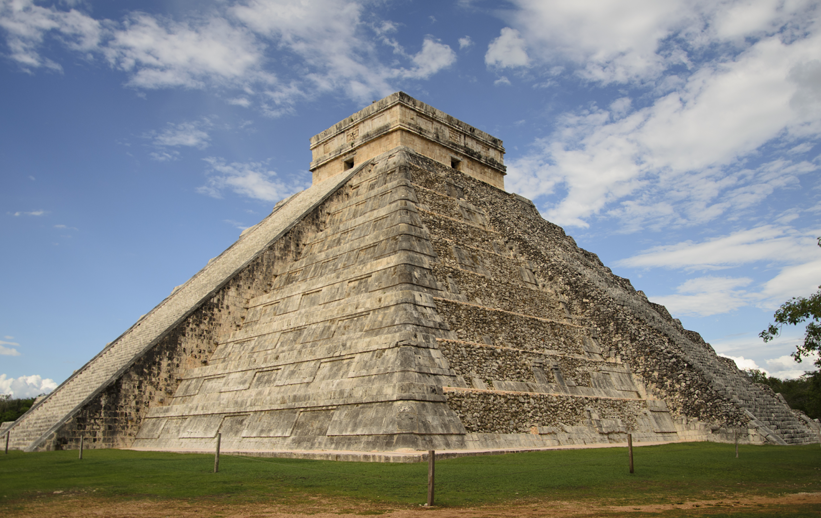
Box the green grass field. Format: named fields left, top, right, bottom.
left=1, top=442, right=820, bottom=510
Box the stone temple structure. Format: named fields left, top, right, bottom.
left=6, top=92, right=819, bottom=459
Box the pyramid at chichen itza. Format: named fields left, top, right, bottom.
left=6, top=92, right=819, bottom=458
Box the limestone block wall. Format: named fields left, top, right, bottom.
left=131, top=150, right=471, bottom=454
left=5, top=160, right=362, bottom=452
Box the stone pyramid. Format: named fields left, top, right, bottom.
left=6, top=93, right=819, bottom=458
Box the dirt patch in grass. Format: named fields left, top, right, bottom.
left=6, top=492, right=821, bottom=517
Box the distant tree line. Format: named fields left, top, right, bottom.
left=0, top=395, right=37, bottom=423
left=745, top=369, right=821, bottom=420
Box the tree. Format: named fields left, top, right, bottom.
left=0, top=396, right=36, bottom=423
left=744, top=369, right=821, bottom=419
left=759, top=237, right=821, bottom=369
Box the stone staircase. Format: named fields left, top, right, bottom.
left=673, top=334, right=817, bottom=445
left=5, top=342, right=130, bottom=450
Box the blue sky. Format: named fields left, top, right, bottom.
left=2, top=0, right=820, bottom=398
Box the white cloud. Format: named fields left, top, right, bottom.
left=788, top=142, right=814, bottom=154
left=231, top=0, right=455, bottom=105
left=149, top=150, right=180, bottom=162
left=0, top=374, right=57, bottom=398
left=766, top=353, right=819, bottom=379
left=224, top=219, right=249, bottom=231
left=492, top=0, right=820, bottom=84
left=488, top=0, right=686, bottom=82
left=626, top=226, right=821, bottom=316
left=650, top=276, right=753, bottom=317
left=0, top=345, right=20, bottom=356
left=151, top=119, right=212, bottom=149
left=1, top=0, right=456, bottom=108
left=494, top=76, right=511, bottom=86
left=758, top=258, right=821, bottom=307
left=228, top=97, right=251, bottom=108
left=11, top=210, right=45, bottom=217
left=0, top=0, right=102, bottom=70
left=495, top=1, right=821, bottom=235
left=402, top=37, right=456, bottom=79
left=617, top=226, right=820, bottom=271
left=458, top=35, right=473, bottom=49
left=198, top=158, right=309, bottom=203
left=103, top=12, right=268, bottom=90
left=485, top=27, right=529, bottom=68
left=508, top=28, right=821, bottom=230
left=720, top=354, right=763, bottom=373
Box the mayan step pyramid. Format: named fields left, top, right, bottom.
left=6, top=92, right=819, bottom=457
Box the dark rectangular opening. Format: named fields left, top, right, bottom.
left=344, top=158, right=355, bottom=170
left=450, top=157, right=462, bottom=171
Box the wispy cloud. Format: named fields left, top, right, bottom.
left=104, top=12, right=269, bottom=90
left=224, top=219, right=249, bottom=230
left=198, top=158, right=309, bottom=203
left=1, top=0, right=458, bottom=109
left=651, top=276, right=754, bottom=317
left=11, top=210, right=46, bottom=217
left=625, top=225, right=821, bottom=316
left=149, top=150, right=180, bottom=162
left=616, top=226, right=820, bottom=271
left=0, top=0, right=102, bottom=71
left=227, top=97, right=251, bottom=108
left=151, top=119, right=213, bottom=149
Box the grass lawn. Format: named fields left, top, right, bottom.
left=1, top=442, right=820, bottom=513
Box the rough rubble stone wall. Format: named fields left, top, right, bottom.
left=400, top=155, right=677, bottom=445
left=404, top=152, right=751, bottom=433
left=434, top=299, right=586, bottom=355
left=405, top=151, right=819, bottom=445
left=447, top=392, right=645, bottom=434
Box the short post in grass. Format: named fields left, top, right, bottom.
left=627, top=433, right=634, bottom=473
left=4, top=431, right=8, bottom=454
left=79, top=436, right=84, bottom=460
left=427, top=449, right=435, bottom=507
left=734, top=429, right=739, bottom=458
left=214, top=432, right=221, bottom=473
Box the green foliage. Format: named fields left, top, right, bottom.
left=0, top=397, right=36, bottom=424
left=759, top=238, right=821, bottom=368
left=745, top=369, right=821, bottom=419
left=1, top=443, right=820, bottom=508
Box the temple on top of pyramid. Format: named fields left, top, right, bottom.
left=4, top=92, right=818, bottom=459
left=309, top=92, right=506, bottom=189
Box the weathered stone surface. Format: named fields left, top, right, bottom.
left=5, top=93, right=817, bottom=457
